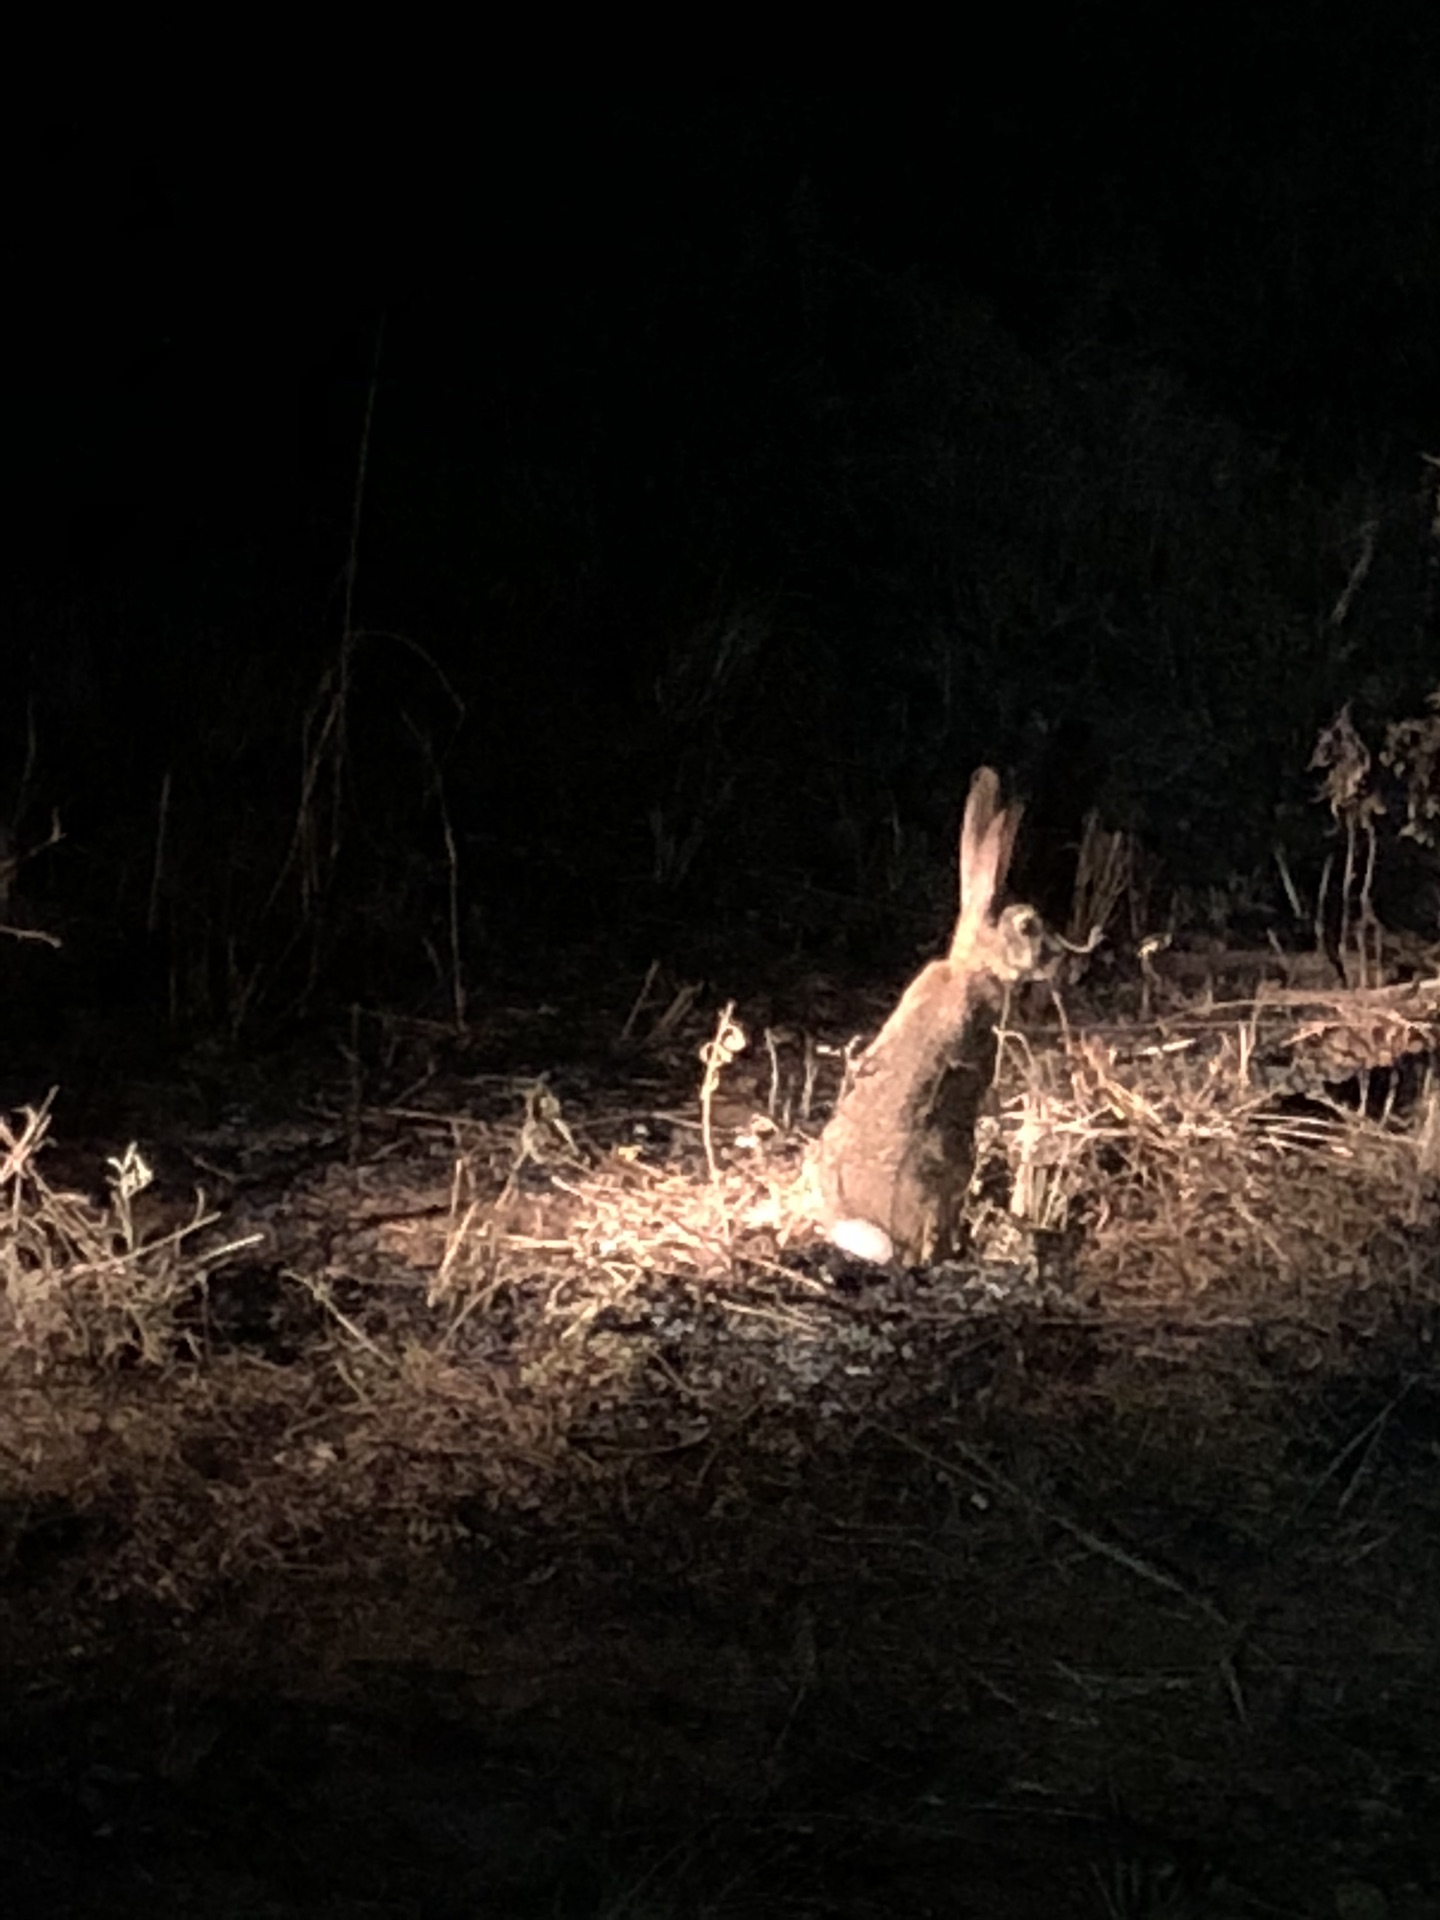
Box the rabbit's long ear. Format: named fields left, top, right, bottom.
left=951, top=770, right=1024, bottom=962
left=992, top=794, right=1023, bottom=896
left=959, top=767, right=1001, bottom=892
left=951, top=767, right=1002, bottom=957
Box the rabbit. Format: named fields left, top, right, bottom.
left=809, top=767, right=1049, bottom=1266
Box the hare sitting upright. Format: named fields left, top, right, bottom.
left=810, top=767, right=1049, bottom=1266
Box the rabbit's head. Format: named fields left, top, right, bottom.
left=975, top=900, right=1052, bottom=983
left=949, top=767, right=1051, bottom=970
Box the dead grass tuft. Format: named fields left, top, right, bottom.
left=0, top=1093, right=220, bottom=1367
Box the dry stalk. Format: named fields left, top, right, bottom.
left=106, top=1141, right=156, bottom=1252
left=430, top=1151, right=487, bottom=1319
left=1311, top=705, right=1385, bottom=986
left=876, top=1420, right=1232, bottom=1631
left=285, top=1268, right=393, bottom=1365
left=148, top=768, right=171, bottom=937
left=697, top=1001, right=747, bottom=1184
left=1069, top=810, right=1134, bottom=948
left=441, top=809, right=465, bottom=1032
left=0, top=811, right=64, bottom=949
left=618, top=964, right=702, bottom=1051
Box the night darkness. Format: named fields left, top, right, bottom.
left=6, top=41, right=1440, bottom=1066
left=8, top=40, right=1440, bottom=1917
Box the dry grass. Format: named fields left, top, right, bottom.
left=5, top=969, right=1440, bottom=1911
left=0, top=1093, right=224, bottom=1367
left=3, top=969, right=1439, bottom=1575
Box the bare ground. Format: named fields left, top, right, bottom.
left=3, top=981, right=1440, bottom=1918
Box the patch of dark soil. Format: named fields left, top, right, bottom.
left=3, top=1385, right=1440, bottom=1918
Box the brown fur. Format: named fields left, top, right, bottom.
left=810, top=768, right=1048, bottom=1264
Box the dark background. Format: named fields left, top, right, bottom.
left=5, top=36, right=1440, bottom=1064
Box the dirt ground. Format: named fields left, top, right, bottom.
left=3, top=987, right=1440, bottom=1918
